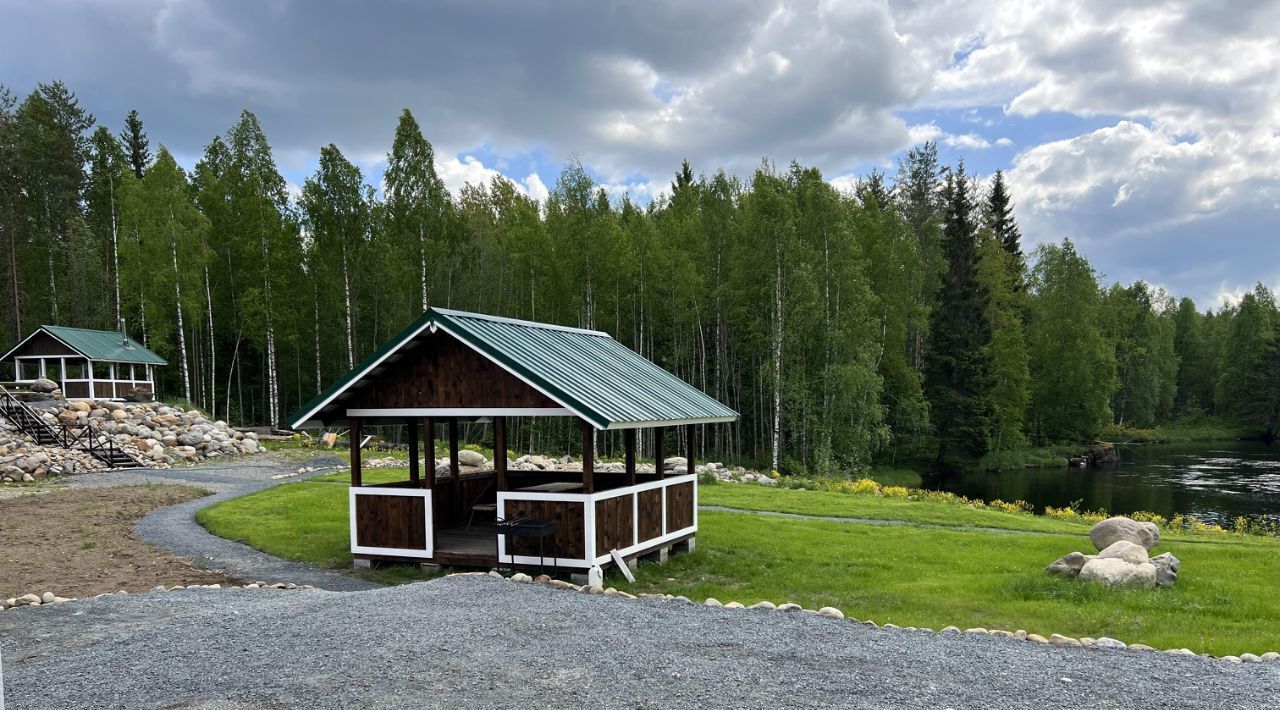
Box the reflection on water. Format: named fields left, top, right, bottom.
left=926, top=441, right=1280, bottom=525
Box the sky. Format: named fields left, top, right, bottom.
left=3, top=0, right=1279, bottom=308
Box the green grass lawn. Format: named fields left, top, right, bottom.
left=628, top=510, right=1280, bottom=656
left=197, top=475, right=1280, bottom=655
left=701, top=484, right=1090, bottom=533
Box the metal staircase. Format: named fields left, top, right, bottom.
left=0, top=385, right=144, bottom=468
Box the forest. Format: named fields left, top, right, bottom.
left=2, top=80, right=1278, bottom=474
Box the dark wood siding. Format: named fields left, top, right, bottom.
left=355, top=494, right=428, bottom=550
left=64, top=382, right=90, bottom=398
left=504, top=499, right=585, bottom=559
left=666, top=482, right=694, bottom=532
left=595, top=496, right=635, bottom=554
left=12, top=331, right=78, bottom=357
left=345, top=331, right=561, bottom=410
left=638, top=488, right=663, bottom=542
left=431, top=474, right=496, bottom=528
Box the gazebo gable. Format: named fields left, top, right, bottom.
left=289, top=307, right=739, bottom=430
left=343, top=329, right=565, bottom=413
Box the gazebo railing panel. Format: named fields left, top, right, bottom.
left=349, top=487, right=433, bottom=559
left=497, top=473, right=697, bottom=569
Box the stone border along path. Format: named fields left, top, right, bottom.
left=63, top=455, right=380, bottom=592
left=2, top=575, right=1279, bottom=710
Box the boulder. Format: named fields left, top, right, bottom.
left=663, top=456, right=687, bottom=470
left=29, top=378, right=59, bottom=393
left=176, top=432, right=205, bottom=447
left=457, top=449, right=486, bottom=467
left=1089, top=516, right=1160, bottom=551
left=1150, top=552, right=1180, bottom=587
left=1079, top=557, right=1157, bottom=588
left=1045, top=551, right=1091, bottom=578
left=1097, top=540, right=1149, bottom=564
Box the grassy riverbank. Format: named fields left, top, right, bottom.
left=198, top=469, right=1280, bottom=655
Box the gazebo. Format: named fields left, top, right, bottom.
left=1, top=324, right=166, bottom=400
left=288, top=307, right=739, bottom=572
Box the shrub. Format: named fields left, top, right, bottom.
left=881, top=486, right=910, bottom=498
left=850, top=478, right=880, bottom=495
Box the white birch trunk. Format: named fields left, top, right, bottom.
left=204, top=265, right=215, bottom=420
left=313, top=279, right=322, bottom=395
left=419, top=224, right=428, bottom=311
left=171, top=236, right=191, bottom=401
left=261, top=224, right=279, bottom=428
left=770, top=237, right=784, bottom=473
left=342, top=241, right=354, bottom=369
left=110, top=174, right=121, bottom=323
left=139, top=292, right=148, bottom=346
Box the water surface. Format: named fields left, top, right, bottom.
left=927, top=441, right=1280, bottom=525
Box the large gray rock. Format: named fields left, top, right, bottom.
left=457, top=449, right=486, bottom=467
left=176, top=432, right=205, bottom=447
left=29, top=378, right=58, bottom=393
left=1097, top=540, right=1149, bottom=564
left=1150, top=552, right=1181, bottom=587
left=1079, top=558, right=1157, bottom=588
left=1089, top=516, right=1160, bottom=551
left=1045, top=551, right=1091, bottom=577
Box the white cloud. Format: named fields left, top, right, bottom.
left=436, top=155, right=551, bottom=204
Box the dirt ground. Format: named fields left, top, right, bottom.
left=0, top=485, right=241, bottom=599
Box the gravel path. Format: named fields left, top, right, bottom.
left=1, top=575, right=1277, bottom=709
left=66, top=456, right=380, bottom=592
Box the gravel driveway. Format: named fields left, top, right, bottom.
left=2, top=575, right=1277, bottom=709
left=67, top=455, right=379, bottom=591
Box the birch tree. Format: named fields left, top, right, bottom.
left=384, top=109, right=449, bottom=318
left=302, top=144, right=370, bottom=373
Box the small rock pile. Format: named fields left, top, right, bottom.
left=1046, top=516, right=1180, bottom=588
left=360, top=452, right=777, bottom=485
left=1, top=581, right=315, bottom=611
left=1, top=399, right=261, bottom=480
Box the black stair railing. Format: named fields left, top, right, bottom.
left=0, top=385, right=143, bottom=468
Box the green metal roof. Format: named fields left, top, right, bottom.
left=1, top=325, right=167, bottom=365
left=289, top=307, right=739, bottom=430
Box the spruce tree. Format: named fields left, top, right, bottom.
left=924, top=163, right=994, bottom=465
left=985, top=170, right=1023, bottom=289
left=120, top=109, right=150, bottom=179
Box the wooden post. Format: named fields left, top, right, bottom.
left=423, top=417, right=435, bottom=489
left=408, top=419, right=421, bottom=487
left=654, top=426, right=665, bottom=479
left=685, top=423, right=696, bottom=477
left=624, top=428, right=636, bottom=485
left=581, top=419, right=595, bottom=494
left=349, top=416, right=362, bottom=487
left=448, top=417, right=460, bottom=478
left=494, top=416, right=507, bottom=491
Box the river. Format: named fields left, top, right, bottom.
left=926, top=441, right=1280, bottom=525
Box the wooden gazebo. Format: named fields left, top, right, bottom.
left=288, top=308, right=738, bottom=572
left=1, top=324, right=166, bottom=400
